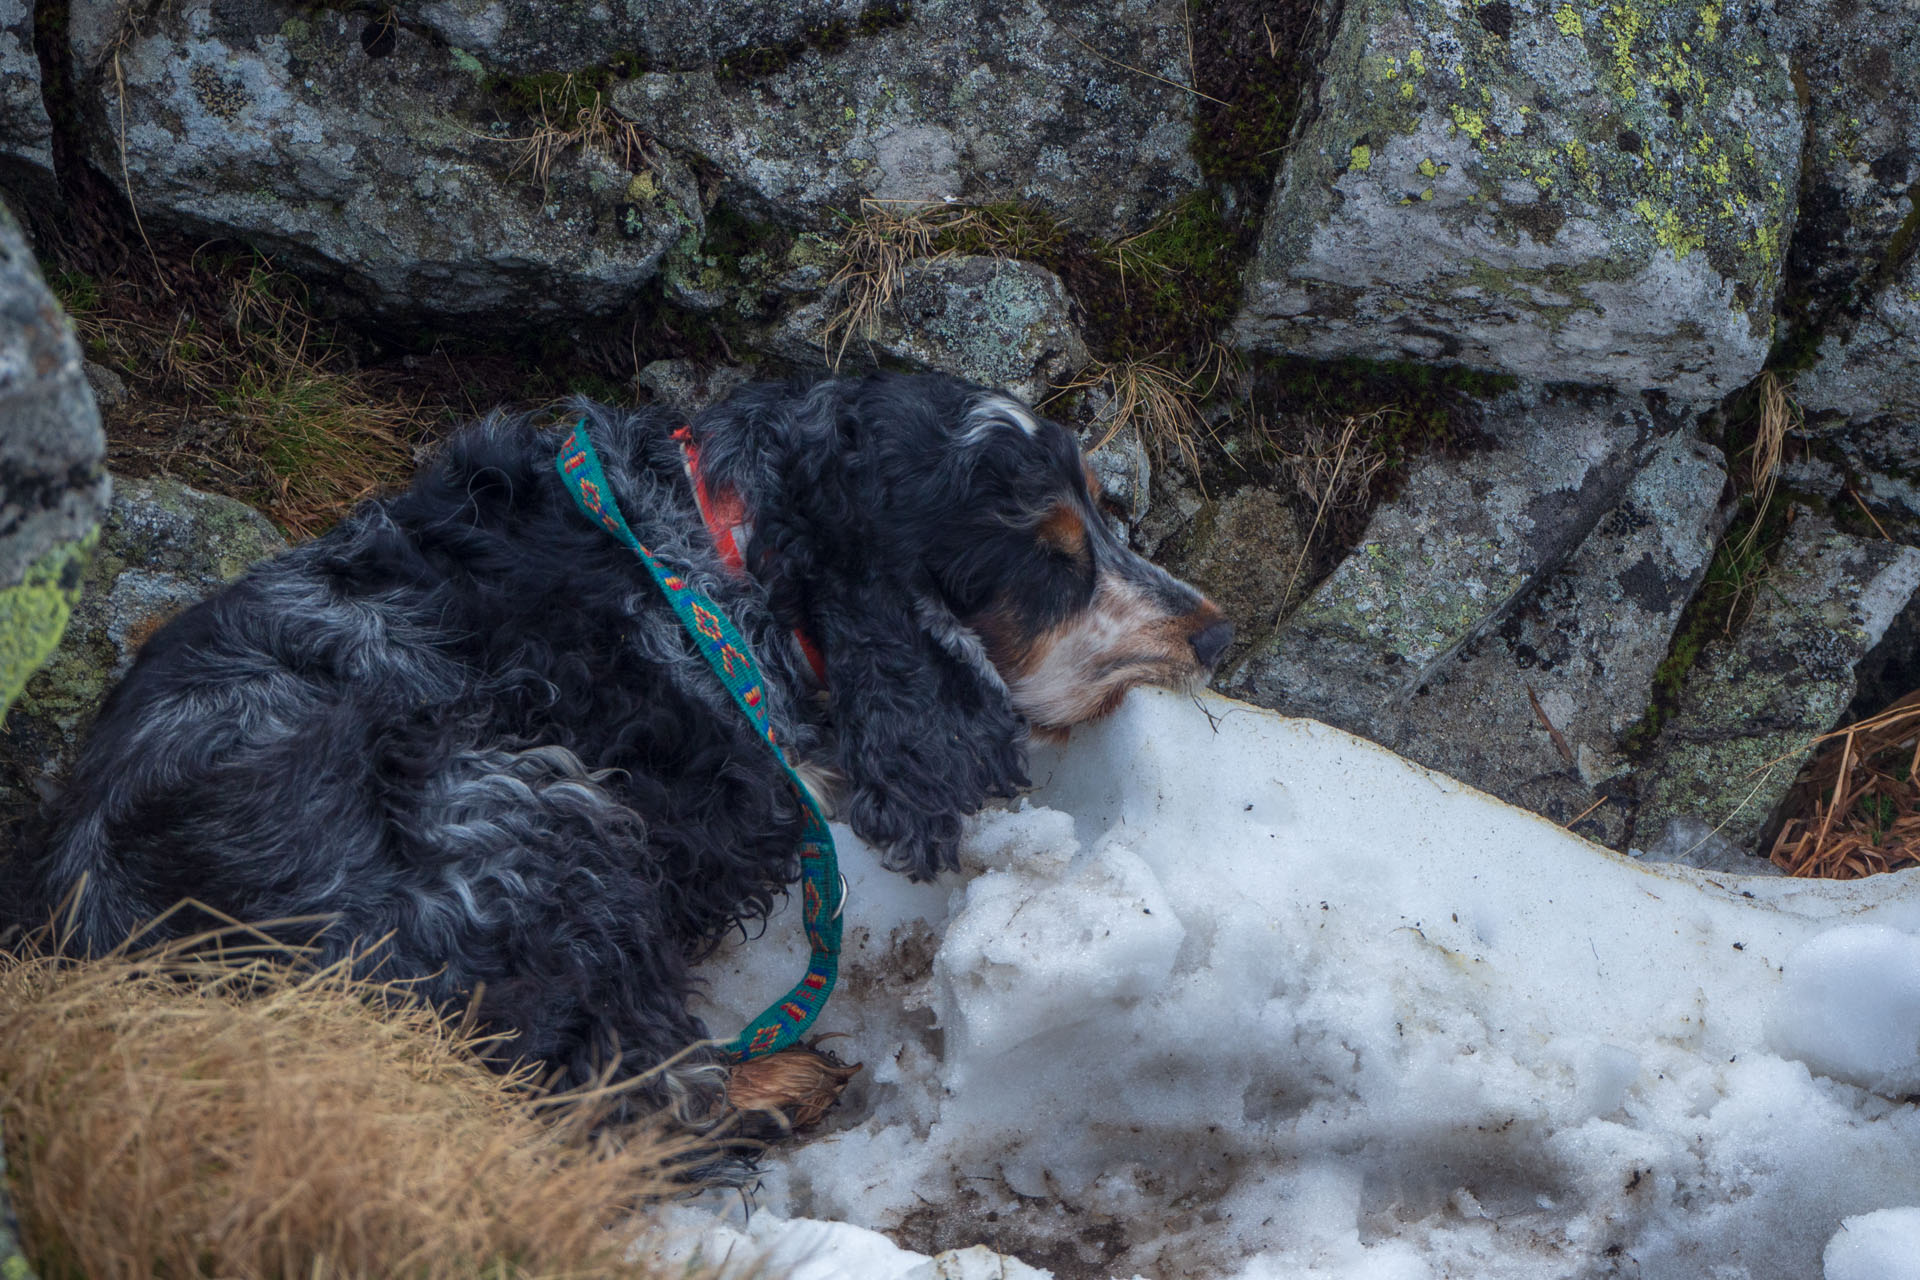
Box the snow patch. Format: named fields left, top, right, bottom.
left=664, top=690, right=1920, bottom=1279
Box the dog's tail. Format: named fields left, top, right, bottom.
left=14, top=808, right=157, bottom=957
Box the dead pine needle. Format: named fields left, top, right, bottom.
left=1769, top=690, right=1920, bottom=879
left=0, top=935, right=710, bottom=1280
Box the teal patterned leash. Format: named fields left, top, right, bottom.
left=557, top=421, right=843, bottom=1060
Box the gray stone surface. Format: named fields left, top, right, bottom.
left=0, top=0, right=52, bottom=179
left=611, top=0, right=1200, bottom=236
left=1635, top=513, right=1920, bottom=854
left=1795, top=251, right=1920, bottom=427
left=636, top=358, right=753, bottom=415
left=1758, top=0, right=1920, bottom=340
left=1, top=200, right=108, bottom=718
left=411, top=0, right=876, bottom=78
left=1391, top=430, right=1727, bottom=848
left=64, top=0, right=699, bottom=319
left=1157, top=485, right=1307, bottom=672
left=1082, top=418, right=1152, bottom=536
left=861, top=256, right=1088, bottom=405
left=1234, top=0, right=1800, bottom=403
left=0, top=476, right=284, bottom=830
left=1227, top=389, right=1658, bottom=740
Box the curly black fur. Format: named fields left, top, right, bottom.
left=15, top=372, right=1223, bottom=1120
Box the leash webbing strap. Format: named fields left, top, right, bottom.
left=556, top=421, right=843, bottom=1061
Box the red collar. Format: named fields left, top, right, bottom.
left=673, top=427, right=828, bottom=687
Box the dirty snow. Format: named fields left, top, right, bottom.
left=640, top=689, right=1920, bottom=1279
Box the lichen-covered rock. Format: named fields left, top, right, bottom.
left=1234, top=0, right=1801, bottom=403
left=1, top=200, right=107, bottom=719
left=862, top=256, right=1087, bottom=405
left=0, top=0, right=53, bottom=183
left=610, top=0, right=1200, bottom=236
left=1388, top=429, right=1726, bottom=847
left=64, top=0, right=699, bottom=318
left=1759, top=0, right=1920, bottom=339
left=1227, top=388, right=1655, bottom=740
left=0, top=477, right=284, bottom=833
left=1635, top=514, right=1920, bottom=853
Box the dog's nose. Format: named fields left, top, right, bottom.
left=1190, top=620, right=1233, bottom=668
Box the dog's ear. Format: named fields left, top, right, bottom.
left=810, top=568, right=1028, bottom=879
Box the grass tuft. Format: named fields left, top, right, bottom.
left=820, top=199, right=1067, bottom=367
left=54, top=254, right=430, bottom=537
left=1045, top=348, right=1230, bottom=486
left=0, top=931, right=709, bottom=1280
left=490, top=76, right=652, bottom=198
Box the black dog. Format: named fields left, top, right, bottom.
left=22, top=373, right=1228, bottom=1113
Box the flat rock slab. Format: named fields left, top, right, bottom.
left=67, top=0, right=699, bottom=318
left=611, top=0, right=1200, bottom=236
left=0, top=476, right=284, bottom=834
left=1, top=201, right=108, bottom=717
left=1235, top=0, right=1800, bottom=402
left=1392, top=429, right=1727, bottom=847
left=862, top=256, right=1088, bottom=405
left=1228, top=389, right=1656, bottom=740
left=1636, top=515, right=1920, bottom=854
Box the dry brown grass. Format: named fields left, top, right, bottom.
left=499, top=78, right=653, bottom=199
left=1046, top=348, right=1229, bottom=487
left=0, top=930, right=710, bottom=1280
left=821, top=199, right=1066, bottom=367
left=1270, top=408, right=1393, bottom=614
left=1771, top=692, right=1920, bottom=879
left=1733, top=370, right=1799, bottom=563
left=59, top=257, right=426, bottom=537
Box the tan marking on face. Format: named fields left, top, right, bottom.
left=995, top=575, right=1223, bottom=731
left=1036, top=502, right=1088, bottom=559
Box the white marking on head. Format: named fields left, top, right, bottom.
left=959, top=395, right=1041, bottom=447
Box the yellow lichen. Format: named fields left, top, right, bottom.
left=1349, top=143, right=1373, bottom=172
left=1633, top=198, right=1704, bottom=258
left=1417, top=157, right=1439, bottom=178
left=1448, top=103, right=1489, bottom=145
left=1, top=533, right=96, bottom=717
left=1600, top=4, right=1649, bottom=98
left=1700, top=3, right=1721, bottom=41
left=1554, top=5, right=1583, bottom=36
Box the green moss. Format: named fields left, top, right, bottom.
left=0, top=532, right=98, bottom=718
left=1188, top=0, right=1317, bottom=189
